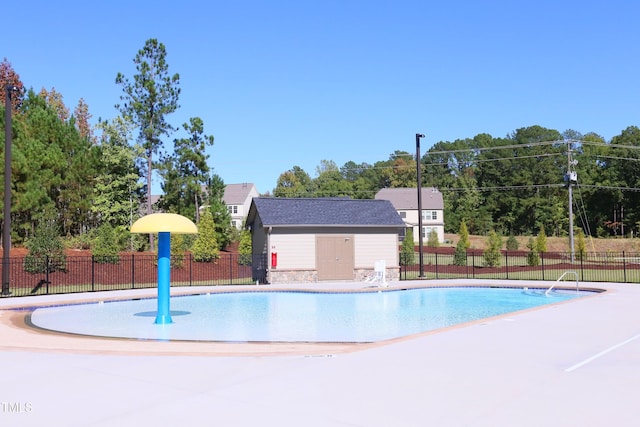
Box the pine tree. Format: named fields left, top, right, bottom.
left=158, top=117, right=214, bottom=221
left=458, top=220, right=470, bottom=249
left=116, top=38, right=180, bottom=250
left=453, top=238, right=468, bottom=266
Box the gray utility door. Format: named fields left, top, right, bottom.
left=316, top=235, right=354, bottom=280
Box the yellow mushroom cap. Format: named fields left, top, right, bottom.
left=130, top=213, right=198, bottom=234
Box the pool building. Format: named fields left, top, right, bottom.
left=246, top=197, right=406, bottom=284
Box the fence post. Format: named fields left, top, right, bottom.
left=541, top=252, right=545, bottom=281
left=505, top=251, right=509, bottom=280
left=91, top=255, right=95, bottom=292
left=45, top=255, right=50, bottom=294
left=229, top=253, right=233, bottom=284
left=623, top=251, right=627, bottom=283
left=131, top=254, right=135, bottom=289
left=466, top=251, right=469, bottom=279
left=435, top=252, right=438, bottom=279
left=189, top=253, right=193, bottom=286
left=472, top=251, right=476, bottom=279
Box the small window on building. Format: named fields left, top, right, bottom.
left=399, top=211, right=406, bottom=218
left=422, top=210, right=437, bottom=220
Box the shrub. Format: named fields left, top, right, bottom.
left=191, top=210, right=219, bottom=262
left=458, top=221, right=470, bottom=249
left=238, top=229, right=253, bottom=265
left=427, top=229, right=440, bottom=248
left=535, top=226, right=547, bottom=253
left=453, top=238, right=468, bottom=266
left=400, top=228, right=416, bottom=266
left=24, top=223, right=67, bottom=274
left=170, top=233, right=187, bottom=269
left=92, top=224, right=120, bottom=264
left=483, top=230, right=502, bottom=267
left=526, top=237, right=540, bottom=266
left=506, top=235, right=519, bottom=251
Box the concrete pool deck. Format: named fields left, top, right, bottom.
left=1, top=279, right=639, bottom=426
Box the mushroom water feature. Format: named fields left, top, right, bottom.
left=130, top=213, right=198, bottom=324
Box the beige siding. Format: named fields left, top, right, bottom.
left=354, top=233, right=399, bottom=268
left=270, top=233, right=316, bottom=269
left=399, top=209, right=445, bottom=244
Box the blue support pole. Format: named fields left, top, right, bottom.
left=155, top=231, right=173, bottom=324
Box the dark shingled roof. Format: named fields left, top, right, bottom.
left=249, top=198, right=405, bottom=227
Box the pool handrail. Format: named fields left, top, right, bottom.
left=546, top=271, right=579, bottom=296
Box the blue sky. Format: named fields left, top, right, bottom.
left=5, top=0, right=640, bottom=195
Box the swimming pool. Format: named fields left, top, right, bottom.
left=28, top=287, right=590, bottom=343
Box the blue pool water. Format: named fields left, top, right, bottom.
left=29, top=287, right=588, bottom=343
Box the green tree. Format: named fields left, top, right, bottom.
left=191, top=209, right=219, bottom=262
left=475, top=126, right=565, bottom=235
left=423, top=136, right=489, bottom=233
left=380, top=150, right=416, bottom=188
left=238, top=229, right=252, bottom=265
left=116, top=38, right=180, bottom=250
left=24, top=222, right=66, bottom=273
left=274, top=166, right=313, bottom=197
left=458, top=220, right=470, bottom=249
left=506, top=235, right=519, bottom=251
left=93, top=116, right=144, bottom=229
left=400, top=228, right=415, bottom=265
left=453, top=239, right=467, bottom=267
left=92, top=224, right=120, bottom=264
left=535, top=225, right=547, bottom=253
left=427, top=229, right=439, bottom=247
left=170, top=233, right=188, bottom=269
left=313, top=168, right=353, bottom=197
left=158, top=117, right=214, bottom=221
left=204, top=174, right=233, bottom=250
left=9, top=90, right=99, bottom=240
left=483, top=230, right=502, bottom=267
left=526, top=237, right=540, bottom=266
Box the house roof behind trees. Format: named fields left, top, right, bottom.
left=223, top=183, right=258, bottom=204
left=375, top=187, right=443, bottom=210
left=248, top=198, right=405, bottom=228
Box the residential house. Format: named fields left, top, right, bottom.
left=375, top=187, right=445, bottom=244
left=246, top=197, right=405, bottom=284
left=223, top=183, right=260, bottom=229
left=151, top=183, right=259, bottom=228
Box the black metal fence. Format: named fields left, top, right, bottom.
left=0, top=253, right=267, bottom=298
left=2, top=249, right=638, bottom=298
left=400, top=249, right=640, bottom=283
